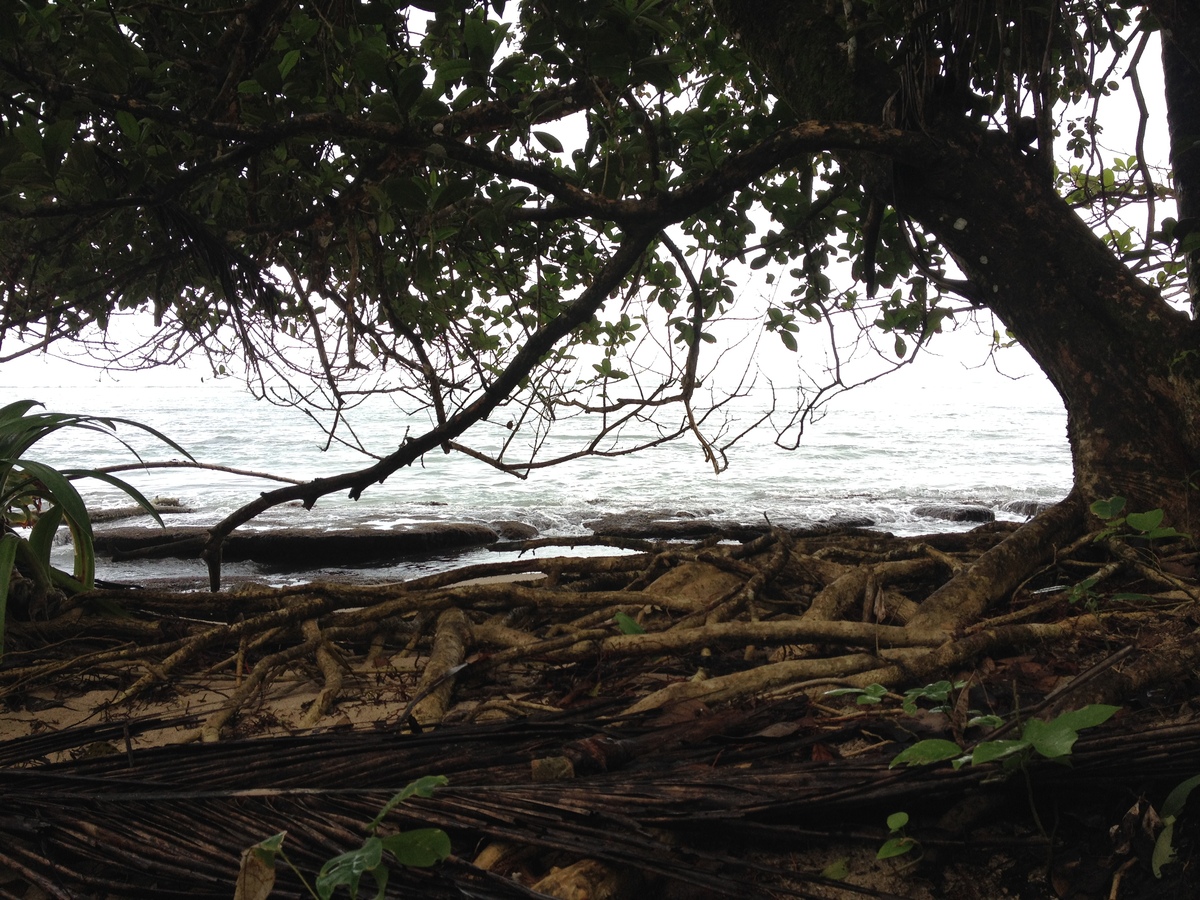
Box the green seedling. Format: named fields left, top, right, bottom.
left=825, top=680, right=1002, bottom=727
left=890, top=704, right=1120, bottom=771
left=1090, top=496, right=1189, bottom=543
left=1153, top=773, right=1200, bottom=878
left=824, top=682, right=890, bottom=705
left=236, top=775, right=451, bottom=900
left=613, top=612, right=646, bottom=634
left=877, top=811, right=920, bottom=861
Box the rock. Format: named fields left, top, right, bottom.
left=1001, top=499, right=1055, bottom=518
left=911, top=504, right=995, bottom=524
left=90, top=502, right=195, bottom=523
left=93, top=523, right=498, bottom=566
left=490, top=520, right=539, bottom=540
left=584, top=510, right=767, bottom=540
left=823, top=515, right=876, bottom=529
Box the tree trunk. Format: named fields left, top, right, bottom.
left=714, top=0, right=1200, bottom=531
left=893, top=132, right=1200, bottom=532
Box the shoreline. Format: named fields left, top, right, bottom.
left=79, top=510, right=1035, bottom=592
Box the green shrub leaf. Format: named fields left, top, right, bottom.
left=1090, top=496, right=1126, bottom=519
left=316, top=837, right=384, bottom=900
left=1021, top=718, right=1079, bottom=759
left=1126, top=509, right=1165, bottom=532
left=1163, top=773, right=1200, bottom=819
left=876, top=837, right=915, bottom=859
left=970, top=739, right=1031, bottom=765
left=367, top=775, right=449, bottom=832
left=1049, top=704, right=1120, bottom=733
left=380, top=828, right=451, bottom=867
left=613, top=612, right=646, bottom=634
left=890, top=739, right=962, bottom=767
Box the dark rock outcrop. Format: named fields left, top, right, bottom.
left=911, top=504, right=996, bottom=524
left=490, top=520, right=539, bottom=540
left=824, top=515, right=876, bottom=529
left=90, top=500, right=195, bottom=523
left=1001, top=499, right=1056, bottom=518
left=93, top=523, right=498, bottom=566
left=585, top=511, right=768, bottom=540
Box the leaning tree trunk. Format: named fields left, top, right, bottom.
left=892, top=132, right=1200, bottom=532
left=715, top=0, right=1200, bottom=531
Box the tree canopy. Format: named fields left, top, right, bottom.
left=2, top=0, right=1199, bottom=581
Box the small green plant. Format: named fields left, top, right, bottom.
left=612, top=611, right=646, bottom=634
left=890, top=704, right=1120, bottom=771
left=1090, top=496, right=1188, bottom=543
left=1153, top=773, right=1200, bottom=878
left=877, top=811, right=920, bottom=861
left=1065, top=575, right=1102, bottom=607
left=0, top=400, right=191, bottom=658
left=824, top=680, right=1003, bottom=727
left=824, top=682, right=890, bottom=705
left=236, top=775, right=452, bottom=900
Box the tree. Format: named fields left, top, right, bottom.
left=1, top=0, right=1197, bottom=593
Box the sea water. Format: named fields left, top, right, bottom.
left=2, top=349, right=1072, bottom=584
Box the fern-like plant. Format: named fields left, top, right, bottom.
left=0, top=400, right=192, bottom=658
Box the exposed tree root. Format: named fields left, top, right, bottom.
left=2, top=504, right=1198, bottom=897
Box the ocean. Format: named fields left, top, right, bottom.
left=3, top=347, right=1073, bottom=585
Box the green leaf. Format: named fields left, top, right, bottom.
left=970, top=739, right=1031, bottom=765
left=115, top=110, right=141, bottom=141
left=1021, top=718, right=1080, bottom=759
left=613, top=612, right=646, bottom=634
left=886, top=811, right=909, bottom=831
left=1162, top=773, right=1200, bottom=819
left=60, top=468, right=167, bottom=527
left=392, top=64, right=428, bottom=113
left=1090, top=496, right=1126, bottom=519
left=1126, top=509, right=1165, bottom=532
left=367, top=775, right=449, bottom=833
left=278, top=49, right=301, bottom=80
left=316, top=837, right=384, bottom=900
left=890, top=739, right=962, bottom=768
left=10, top=459, right=94, bottom=584
left=379, top=828, right=451, bottom=867
left=1146, top=527, right=1187, bottom=540
left=0, top=533, right=19, bottom=662
left=1153, top=817, right=1177, bottom=878
left=27, top=505, right=63, bottom=568
left=1049, top=704, right=1120, bottom=733
left=820, top=858, right=850, bottom=880
left=532, top=130, right=564, bottom=153
left=876, top=837, right=915, bottom=859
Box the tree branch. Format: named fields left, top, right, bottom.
left=200, top=224, right=661, bottom=589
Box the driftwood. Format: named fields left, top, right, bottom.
left=2, top=497, right=1200, bottom=897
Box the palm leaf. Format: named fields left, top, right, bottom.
left=60, top=468, right=168, bottom=527
left=0, top=533, right=18, bottom=661
left=27, top=505, right=63, bottom=569
left=10, top=460, right=95, bottom=587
